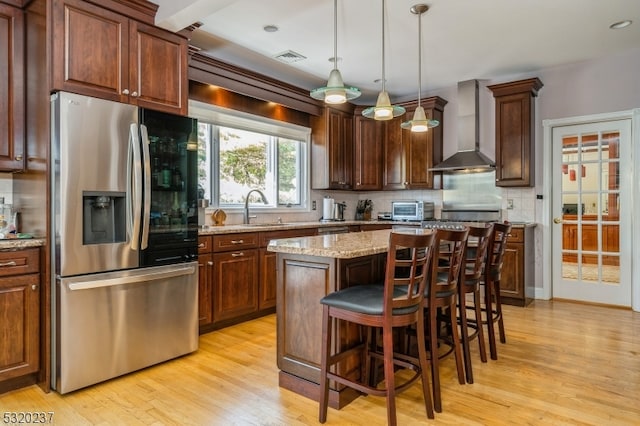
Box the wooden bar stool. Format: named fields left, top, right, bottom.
left=482, top=221, right=512, bottom=360
left=318, top=230, right=436, bottom=426
left=425, top=227, right=469, bottom=412
left=458, top=223, right=493, bottom=383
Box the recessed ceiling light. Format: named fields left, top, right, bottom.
left=263, top=24, right=279, bottom=33
left=609, top=20, right=632, bottom=29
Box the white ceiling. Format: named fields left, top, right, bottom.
left=153, top=0, right=640, bottom=105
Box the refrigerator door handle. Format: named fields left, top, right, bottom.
left=130, top=123, right=143, bottom=250
left=139, top=124, right=151, bottom=250
left=67, top=264, right=197, bottom=291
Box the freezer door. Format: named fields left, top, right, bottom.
left=52, top=91, right=140, bottom=276
left=53, top=262, right=198, bottom=394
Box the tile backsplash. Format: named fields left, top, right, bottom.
left=4, top=169, right=536, bottom=226
left=0, top=173, right=12, bottom=204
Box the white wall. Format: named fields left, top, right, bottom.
left=424, top=47, right=640, bottom=291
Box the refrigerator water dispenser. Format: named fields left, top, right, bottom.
left=82, top=192, right=126, bottom=244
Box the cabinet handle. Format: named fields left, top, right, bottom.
left=231, top=239, right=244, bottom=244
left=198, top=243, right=205, bottom=248
left=207, top=261, right=214, bottom=266
left=0, top=261, right=17, bottom=267
left=15, top=155, right=23, bottom=161
left=231, top=252, right=245, bottom=257
left=32, top=284, right=38, bottom=291
left=122, top=89, right=130, bottom=95
left=131, top=91, right=139, bottom=97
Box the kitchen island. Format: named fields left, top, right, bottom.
left=267, top=228, right=430, bottom=408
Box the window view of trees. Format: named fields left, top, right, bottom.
left=197, top=122, right=306, bottom=208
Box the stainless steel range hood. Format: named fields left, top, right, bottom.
left=430, top=80, right=495, bottom=172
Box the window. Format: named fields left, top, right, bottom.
left=190, top=101, right=310, bottom=210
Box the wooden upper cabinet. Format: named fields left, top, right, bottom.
left=51, top=0, right=188, bottom=115
left=129, top=21, right=187, bottom=114
left=0, top=3, right=25, bottom=172
left=353, top=115, right=383, bottom=190
left=488, top=78, right=543, bottom=187
left=383, top=97, right=446, bottom=190
left=311, top=105, right=355, bottom=190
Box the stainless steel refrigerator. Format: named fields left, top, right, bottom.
left=50, top=91, right=199, bottom=394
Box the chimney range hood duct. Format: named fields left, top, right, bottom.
left=430, top=80, right=495, bottom=172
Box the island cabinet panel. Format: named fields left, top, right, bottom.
left=51, top=0, right=188, bottom=115
left=276, top=252, right=386, bottom=409
left=488, top=78, right=543, bottom=187
left=0, top=3, right=25, bottom=172
left=259, top=228, right=316, bottom=311
left=0, top=248, right=40, bottom=389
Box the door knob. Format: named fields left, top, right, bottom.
left=553, top=217, right=563, bottom=224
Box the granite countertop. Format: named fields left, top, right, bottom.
left=198, top=220, right=415, bottom=235
left=0, top=238, right=47, bottom=250
left=266, top=227, right=433, bottom=259
left=198, top=220, right=535, bottom=235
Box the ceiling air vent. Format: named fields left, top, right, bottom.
left=273, top=50, right=307, bottom=64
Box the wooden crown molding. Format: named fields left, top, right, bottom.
left=188, top=52, right=322, bottom=116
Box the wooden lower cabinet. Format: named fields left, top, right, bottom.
left=500, top=227, right=534, bottom=306
left=212, top=249, right=259, bottom=323
left=197, top=236, right=213, bottom=328
left=0, top=248, right=41, bottom=392
left=276, top=252, right=386, bottom=409
left=199, top=228, right=318, bottom=333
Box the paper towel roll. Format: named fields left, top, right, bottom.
left=323, top=198, right=334, bottom=220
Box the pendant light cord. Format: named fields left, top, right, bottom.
left=417, top=8, right=422, bottom=105
left=333, top=0, right=338, bottom=72
left=381, top=0, right=386, bottom=92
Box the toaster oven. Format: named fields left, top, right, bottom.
left=391, top=201, right=434, bottom=221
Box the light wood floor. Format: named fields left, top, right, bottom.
left=1, top=300, right=639, bottom=425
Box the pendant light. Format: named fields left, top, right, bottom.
left=362, top=0, right=405, bottom=120
left=401, top=4, right=439, bottom=132
left=310, top=0, right=361, bottom=104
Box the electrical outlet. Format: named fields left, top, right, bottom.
left=507, top=199, right=514, bottom=210
left=312, top=200, right=316, bottom=210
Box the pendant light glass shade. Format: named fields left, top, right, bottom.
left=310, top=0, right=361, bottom=104
left=401, top=4, right=439, bottom=132
left=363, top=0, right=405, bottom=120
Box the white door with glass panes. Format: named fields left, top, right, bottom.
left=551, top=119, right=631, bottom=306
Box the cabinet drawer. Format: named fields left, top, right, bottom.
left=507, top=228, right=524, bottom=243
left=0, top=248, right=40, bottom=277
left=198, top=236, right=212, bottom=254
left=259, top=228, right=316, bottom=248
left=213, top=233, right=259, bottom=252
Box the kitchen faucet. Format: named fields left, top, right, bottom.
left=243, top=189, right=268, bottom=224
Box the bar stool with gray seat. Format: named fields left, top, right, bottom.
left=318, top=230, right=437, bottom=426
left=482, top=221, right=512, bottom=360
left=457, top=223, right=493, bottom=383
